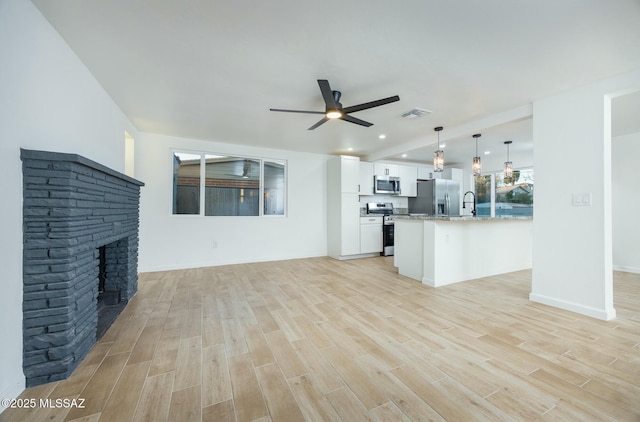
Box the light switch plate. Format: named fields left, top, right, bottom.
left=572, top=192, right=592, bottom=206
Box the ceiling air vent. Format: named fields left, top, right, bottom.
left=401, top=108, right=432, bottom=119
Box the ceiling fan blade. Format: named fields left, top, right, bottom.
left=317, top=79, right=338, bottom=109
left=341, top=114, right=373, bottom=127
left=270, top=108, right=325, bottom=114
left=308, top=117, right=329, bottom=130
left=342, top=95, right=400, bottom=114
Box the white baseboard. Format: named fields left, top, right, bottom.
left=529, top=293, right=617, bottom=321
left=138, top=251, right=327, bottom=273
left=421, top=277, right=435, bottom=287
left=333, top=253, right=380, bottom=261
left=0, top=376, right=25, bottom=415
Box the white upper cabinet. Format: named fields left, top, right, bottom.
left=374, top=162, right=399, bottom=177
left=417, top=165, right=435, bottom=180
left=397, top=165, right=418, bottom=197
left=340, top=155, right=360, bottom=193
left=359, top=161, right=374, bottom=196
left=442, top=167, right=463, bottom=182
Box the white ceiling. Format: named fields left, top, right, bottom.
left=32, top=0, right=640, bottom=165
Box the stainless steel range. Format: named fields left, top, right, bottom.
left=366, top=202, right=395, bottom=256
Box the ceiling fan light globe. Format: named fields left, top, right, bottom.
left=326, top=110, right=342, bottom=119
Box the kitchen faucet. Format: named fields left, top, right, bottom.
left=463, top=191, right=476, bottom=216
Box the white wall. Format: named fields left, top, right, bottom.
left=531, top=68, right=640, bottom=320
left=612, top=131, right=640, bottom=273
left=136, top=133, right=328, bottom=272
left=0, top=0, right=138, bottom=405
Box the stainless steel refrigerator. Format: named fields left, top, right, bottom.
left=408, top=179, right=461, bottom=216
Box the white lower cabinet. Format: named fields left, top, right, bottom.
left=341, top=194, right=361, bottom=256
left=360, top=216, right=383, bottom=254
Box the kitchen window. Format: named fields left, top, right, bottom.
left=474, top=168, right=533, bottom=217
left=474, top=174, right=492, bottom=217
left=172, top=151, right=286, bottom=217
left=495, top=168, right=534, bottom=217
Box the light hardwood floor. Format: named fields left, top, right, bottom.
left=2, top=257, right=639, bottom=421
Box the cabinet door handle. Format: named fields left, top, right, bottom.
left=358, top=184, right=360, bottom=192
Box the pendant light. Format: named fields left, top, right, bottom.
left=433, top=126, right=444, bottom=172
left=503, top=140, right=513, bottom=179
left=472, top=133, right=482, bottom=176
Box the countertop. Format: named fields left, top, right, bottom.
left=360, top=208, right=409, bottom=217
left=395, top=215, right=533, bottom=221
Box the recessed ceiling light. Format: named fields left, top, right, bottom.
left=401, top=154, right=407, bottom=158
left=484, top=151, right=491, bottom=155
left=347, top=147, right=353, bottom=151
left=379, top=134, right=386, bottom=139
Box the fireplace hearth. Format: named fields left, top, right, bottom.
left=21, top=149, right=144, bottom=387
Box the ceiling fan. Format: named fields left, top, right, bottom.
left=270, top=79, right=400, bottom=130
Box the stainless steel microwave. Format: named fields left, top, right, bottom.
left=374, top=176, right=401, bottom=195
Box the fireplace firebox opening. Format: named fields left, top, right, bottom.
left=96, top=243, right=126, bottom=340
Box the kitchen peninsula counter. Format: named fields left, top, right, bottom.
left=394, top=215, right=532, bottom=287
left=396, top=215, right=532, bottom=221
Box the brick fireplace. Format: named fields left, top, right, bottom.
left=21, top=149, right=144, bottom=387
